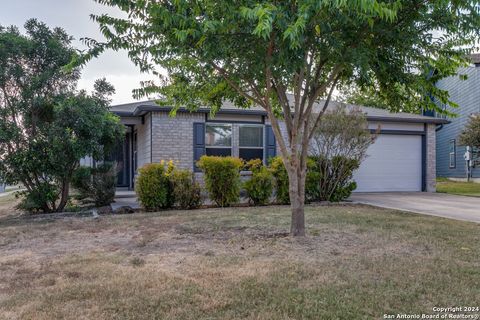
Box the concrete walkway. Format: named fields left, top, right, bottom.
left=350, top=192, right=480, bottom=223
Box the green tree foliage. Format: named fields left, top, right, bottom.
left=459, top=115, right=480, bottom=148
left=80, top=0, right=480, bottom=235
left=0, top=20, right=124, bottom=212
left=337, top=84, right=419, bottom=113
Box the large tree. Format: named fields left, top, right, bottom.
left=0, top=20, right=124, bottom=212
left=80, top=0, right=480, bottom=235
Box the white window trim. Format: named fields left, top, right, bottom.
left=449, top=139, right=456, bottom=169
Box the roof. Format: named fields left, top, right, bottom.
left=111, top=96, right=449, bottom=124
left=470, top=53, right=480, bottom=65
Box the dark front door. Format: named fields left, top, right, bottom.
left=115, top=133, right=131, bottom=188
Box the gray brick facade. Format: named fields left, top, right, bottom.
left=120, top=107, right=440, bottom=193
left=147, top=116, right=437, bottom=192
left=426, top=123, right=437, bottom=192
left=150, top=111, right=205, bottom=170
left=135, top=113, right=151, bottom=169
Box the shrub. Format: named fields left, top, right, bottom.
left=16, top=182, right=59, bottom=213
left=244, top=159, right=273, bottom=205
left=305, top=158, right=321, bottom=203
left=170, top=169, right=202, bottom=209
left=135, top=162, right=174, bottom=211
left=309, top=105, right=375, bottom=202
left=71, top=162, right=117, bottom=207
left=311, top=155, right=360, bottom=202
left=197, top=156, right=242, bottom=207
left=269, top=156, right=290, bottom=204
left=91, top=163, right=117, bottom=206
left=71, top=166, right=92, bottom=200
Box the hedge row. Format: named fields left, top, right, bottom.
left=135, top=155, right=359, bottom=210
left=136, top=160, right=201, bottom=211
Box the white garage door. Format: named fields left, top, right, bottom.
left=353, top=134, right=422, bottom=192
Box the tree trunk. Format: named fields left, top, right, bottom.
left=57, top=179, right=70, bottom=212
left=287, top=162, right=307, bottom=237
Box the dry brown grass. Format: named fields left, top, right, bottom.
left=0, top=201, right=479, bottom=319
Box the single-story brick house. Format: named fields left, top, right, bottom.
left=106, top=99, right=447, bottom=193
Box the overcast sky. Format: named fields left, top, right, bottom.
left=0, top=0, right=154, bottom=105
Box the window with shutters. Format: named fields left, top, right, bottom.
left=205, top=123, right=232, bottom=156
left=239, top=124, right=264, bottom=161
left=198, top=122, right=275, bottom=166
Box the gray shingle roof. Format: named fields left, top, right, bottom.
left=470, top=53, right=480, bottom=65
left=111, top=96, right=448, bottom=124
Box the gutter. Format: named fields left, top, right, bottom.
left=112, top=104, right=451, bottom=125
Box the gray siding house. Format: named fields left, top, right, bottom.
left=109, top=99, right=446, bottom=193
left=435, top=54, right=480, bottom=180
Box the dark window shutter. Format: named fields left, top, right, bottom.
left=193, top=123, right=206, bottom=171
left=265, top=125, right=276, bottom=163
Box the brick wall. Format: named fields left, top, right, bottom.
left=135, top=113, right=151, bottom=169
left=426, top=123, right=437, bottom=192
left=151, top=111, right=205, bottom=170
left=138, top=112, right=438, bottom=193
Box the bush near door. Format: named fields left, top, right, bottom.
left=71, top=162, right=118, bottom=207
left=135, top=162, right=174, bottom=211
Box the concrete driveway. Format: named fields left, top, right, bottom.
left=350, top=192, right=480, bottom=223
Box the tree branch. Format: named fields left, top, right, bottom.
left=210, top=63, right=265, bottom=107
left=308, top=74, right=341, bottom=141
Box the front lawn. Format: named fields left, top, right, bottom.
left=0, top=203, right=479, bottom=319
left=437, top=177, right=480, bottom=197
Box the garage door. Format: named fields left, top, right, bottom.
left=353, top=134, right=422, bottom=192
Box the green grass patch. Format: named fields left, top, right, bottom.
left=436, top=177, right=480, bottom=197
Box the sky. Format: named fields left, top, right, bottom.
left=0, top=0, right=155, bottom=105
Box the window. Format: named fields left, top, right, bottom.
left=449, top=139, right=456, bottom=168
left=239, top=124, right=264, bottom=161
left=206, top=124, right=232, bottom=156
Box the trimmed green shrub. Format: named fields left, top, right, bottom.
left=197, top=156, right=242, bottom=207
left=305, top=158, right=321, bottom=203
left=244, top=159, right=273, bottom=205
left=71, top=162, right=117, bottom=207
left=170, top=169, right=202, bottom=209
left=269, top=156, right=322, bottom=204
left=269, top=156, right=290, bottom=204
left=311, top=155, right=359, bottom=202
left=135, top=162, right=173, bottom=211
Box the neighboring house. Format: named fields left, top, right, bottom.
left=435, top=54, right=480, bottom=181
left=109, top=98, right=446, bottom=193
